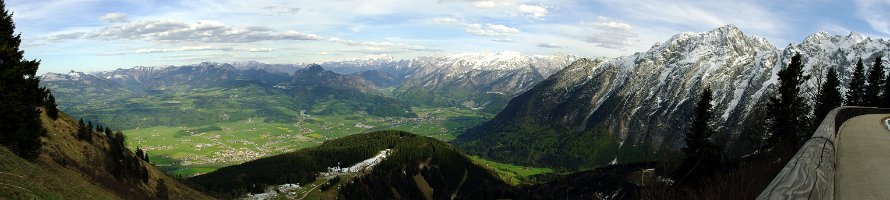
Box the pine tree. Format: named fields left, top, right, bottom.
left=767, top=53, right=811, bottom=152
left=0, top=0, right=47, bottom=159
left=135, top=147, right=144, bottom=160
left=847, top=58, right=867, bottom=106
left=865, top=55, right=886, bottom=106
left=104, top=127, right=113, bottom=138
left=814, top=68, right=843, bottom=126
left=676, top=87, right=721, bottom=184
left=111, top=131, right=126, bottom=148
left=45, top=92, right=59, bottom=120
left=77, top=118, right=88, bottom=140
left=880, top=56, right=890, bottom=107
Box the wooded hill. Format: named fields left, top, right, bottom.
left=190, top=130, right=517, bottom=199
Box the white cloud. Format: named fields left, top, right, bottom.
left=261, top=5, right=301, bottom=15
left=431, top=17, right=520, bottom=38
left=853, top=0, right=890, bottom=35
left=432, top=17, right=461, bottom=24
left=100, top=12, right=129, bottom=23
left=328, top=37, right=433, bottom=53
left=48, top=32, right=85, bottom=41
left=103, top=45, right=278, bottom=55
left=465, top=23, right=520, bottom=36
left=246, top=48, right=275, bottom=52
left=54, top=20, right=320, bottom=43
left=133, top=46, right=234, bottom=54
left=440, top=1, right=548, bottom=19
left=582, top=16, right=639, bottom=49
left=471, top=1, right=497, bottom=8
left=518, top=4, right=548, bottom=18
left=537, top=42, right=565, bottom=48
left=590, top=16, right=633, bottom=31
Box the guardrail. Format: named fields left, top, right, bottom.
left=757, top=106, right=890, bottom=200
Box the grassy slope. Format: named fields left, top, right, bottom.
left=0, top=147, right=118, bottom=199
left=0, top=108, right=212, bottom=199
left=469, top=156, right=552, bottom=185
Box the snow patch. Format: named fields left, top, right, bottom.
left=243, top=149, right=392, bottom=200
left=321, top=149, right=392, bottom=176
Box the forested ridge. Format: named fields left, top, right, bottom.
left=191, top=130, right=517, bottom=199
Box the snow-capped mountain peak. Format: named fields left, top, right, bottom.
left=463, top=25, right=890, bottom=165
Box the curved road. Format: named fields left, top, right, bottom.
left=837, top=114, right=890, bottom=199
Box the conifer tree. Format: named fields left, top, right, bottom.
left=865, top=55, right=885, bottom=106
left=847, top=58, right=867, bottom=106
left=77, top=118, right=88, bottom=140
left=45, top=92, right=59, bottom=120
left=0, top=0, right=47, bottom=159
left=767, top=53, right=811, bottom=152
left=814, top=68, right=843, bottom=126
left=879, top=56, right=890, bottom=107
left=135, top=147, right=144, bottom=160
left=104, top=127, right=113, bottom=138
left=676, top=87, right=721, bottom=184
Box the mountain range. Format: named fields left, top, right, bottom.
left=457, top=25, right=890, bottom=169
left=40, top=52, right=578, bottom=128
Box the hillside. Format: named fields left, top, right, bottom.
left=457, top=25, right=890, bottom=169
left=190, top=130, right=517, bottom=199
left=0, top=108, right=211, bottom=199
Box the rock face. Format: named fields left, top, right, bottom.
left=396, top=52, right=579, bottom=96
left=458, top=25, right=890, bottom=168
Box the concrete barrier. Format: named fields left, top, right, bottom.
left=757, top=106, right=890, bottom=200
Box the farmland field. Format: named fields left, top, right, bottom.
left=125, top=106, right=493, bottom=177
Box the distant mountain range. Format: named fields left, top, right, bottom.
left=457, top=25, right=890, bottom=169
left=40, top=52, right=578, bottom=127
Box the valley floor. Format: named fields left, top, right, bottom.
left=124, top=106, right=492, bottom=177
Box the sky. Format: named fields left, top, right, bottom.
left=6, top=0, right=890, bottom=74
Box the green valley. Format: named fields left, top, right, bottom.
left=42, top=64, right=505, bottom=177
left=124, top=106, right=493, bottom=177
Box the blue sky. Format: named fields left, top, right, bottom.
left=7, top=0, right=890, bottom=74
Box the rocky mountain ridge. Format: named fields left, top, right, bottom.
left=458, top=25, right=890, bottom=169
